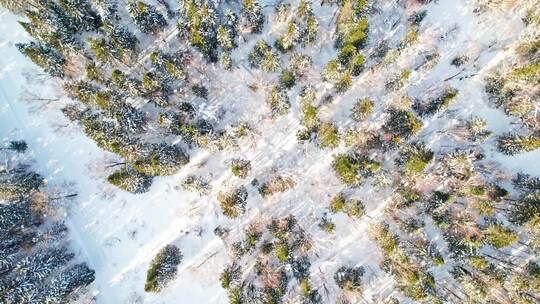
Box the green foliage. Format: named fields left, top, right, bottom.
left=330, top=193, right=346, bottom=213
left=249, top=40, right=281, bottom=72
left=414, top=88, right=458, bottom=116
left=351, top=98, right=374, bottom=121
left=242, top=0, right=265, bottom=34
left=191, top=83, right=209, bottom=99
left=220, top=264, right=241, bottom=289
left=332, top=153, right=380, bottom=186
left=128, top=1, right=167, bottom=34
left=383, top=108, right=423, bottom=140
left=145, top=245, right=182, bottom=292
left=484, top=223, right=518, bottom=249
left=231, top=159, right=251, bottom=178
left=334, top=266, right=364, bottom=292
left=399, top=143, right=434, bottom=175
left=319, top=217, right=335, bottom=234
left=275, top=242, right=289, bottom=262
left=132, top=144, right=189, bottom=176
left=299, top=277, right=311, bottom=295
left=386, top=69, right=411, bottom=91
left=16, top=42, right=66, bottom=77
left=7, top=140, right=27, bottom=153
left=279, top=69, right=296, bottom=89
left=317, top=122, right=339, bottom=148
left=218, top=186, right=248, bottom=218
left=497, top=133, right=540, bottom=155
left=345, top=199, right=365, bottom=218
left=107, top=166, right=153, bottom=194
left=267, top=85, right=290, bottom=116
left=87, top=37, right=116, bottom=63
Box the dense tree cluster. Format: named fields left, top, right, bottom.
left=219, top=216, right=320, bottom=303
left=0, top=141, right=94, bottom=303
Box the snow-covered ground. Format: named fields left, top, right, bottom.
left=1, top=0, right=539, bottom=303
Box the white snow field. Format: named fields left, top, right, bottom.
left=1, top=0, right=539, bottom=303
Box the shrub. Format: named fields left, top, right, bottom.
left=385, top=69, right=411, bottom=91
left=319, top=217, right=335, bottom=234
left=317, top=122, right=339, bottom=148
left=145, top=245, right=182, bottom=292
left=330, top=193, right=346, bottom=213
left=351, top=98, right=374, bottom=121
left=218, top=186, right=248, bottom=218
left=107, top=166, right=153, bottom=194
left=484, top=223, right=518, bottom=249
left=192, top=83, right=209, bottom=99
left=267, top=85, right=291, bottom=116
left=220, top=264, right=241, bottom=289
left=399, top=143, right=434, bottom=175
left=350, top=53, right=365, bottom=76
left=7, top=140, right=27, bottom=153
left=383, top=108, right=423, bottom=140
left=275, top=242, right=290, bottom=262
left=279, top=69, right=296, bottom=89
left=258, top=174, right=296, bottom=197
left=345, top=199, right=365, bottom=218
left=413, top=87, right=458, bottom=116
left=132, top=144, right=189, bottom=176
left=451, top=55, right=469, bottom=67
left=231, top=159, right=251, bottom=178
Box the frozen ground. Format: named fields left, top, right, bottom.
left=0, top=0, right=539, bottom=303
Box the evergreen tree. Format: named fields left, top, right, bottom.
left=107, top=166, right=153, bottom=194
left=334, top=266, right=364, bottom=292
left=59, top=0, right=102, bottom=32
left=128, top=1, right=167, bottom=34
left=497, top=133, right=540, bottom=155
left=241, top=0, right=264, bottom=34
left=16, top=42, right=66, bottom=77
left=218, top=186, right=248, bottom=218
left=145, top=244, right=182, bottom=292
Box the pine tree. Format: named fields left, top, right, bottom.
left=497, top=133, right=540, bottom=155
left=128, top=1, right=167, bottom=34
left=87, top=37, right=118, bottom=63
left=59, top=0, right=102, bottom=32
left=145, top=244, right=182, bottom=292
left=242, top=0, right=264, bottom=34
left=218, top=186, right=248, bottom=218
left=267, top=85, right=290, bottom=116
left=16, top=42, right=66, bottom=77
left=334, top=266, right=364, bottom=292
left=107, top=166, right=152, bottom=193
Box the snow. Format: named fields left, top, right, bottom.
left=1, top=0, right=539, bottom=303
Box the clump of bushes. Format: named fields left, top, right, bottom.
left=330, top=193, right=365, bottom=218
left=145, top=244, right=182, bottom=292
left=383, top=108, right=423, bottom=141
left=497, top=133, right=540, bottom=155
left=332, top=153, right=380, bottom=186
left=397, top=142, right=434, bottom=175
